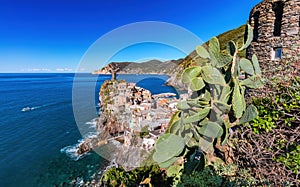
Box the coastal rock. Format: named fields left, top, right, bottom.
left=165, top=71, right=188, bottom=90
left=77, top=139, right=92, bottom=155
left=77, top=79, right=181, bottom=170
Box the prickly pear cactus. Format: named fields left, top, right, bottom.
left=153, top=24, right=263, bottom=175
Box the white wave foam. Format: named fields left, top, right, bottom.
left=61, top=124, right=99, bottom=161
left=85, top=118, right=98, bottom=129
left=60, top=140, right=90, bottom=161
left=83, top=131, right=98, bottom=139
left=85, top=121, right=96, bottom=125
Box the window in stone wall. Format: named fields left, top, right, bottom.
left=271, top=47, right=282, bottom=60
left=272, top=1, right=284, bottom=36
left=253, top=11, right=260, bottom=41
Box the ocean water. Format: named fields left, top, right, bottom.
left=0, top=73, right=178, bottom=187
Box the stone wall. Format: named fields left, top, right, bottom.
left=247, top=0, right=300, bottom=80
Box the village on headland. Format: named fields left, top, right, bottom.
left=77, top=75, right=189, bottom=167
left=101, top=80, right=186, bottom=133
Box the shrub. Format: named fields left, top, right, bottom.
left=100, top=165, right=173, bottom=187
left=233, top=77, right=300, bottom=186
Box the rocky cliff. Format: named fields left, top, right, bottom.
left=77, top=80, right=130, bottom=155
left=77, top=80, right=157, bottom=171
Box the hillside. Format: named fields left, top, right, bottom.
left=92, top=59, right=183, bottom=75
left=93, top=24, right=246, bottom=89
left=166, top=24, right=246, bottom=88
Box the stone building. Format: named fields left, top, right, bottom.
left=247, top=0, right=300, bottom=79
left=117, top=82, right=127, bottom=95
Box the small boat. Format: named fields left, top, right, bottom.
left=21, top=107, right=31, bottom=112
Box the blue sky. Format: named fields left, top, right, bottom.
left=0, top=0, right=262, bottom=73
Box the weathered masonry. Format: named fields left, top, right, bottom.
left=247, top=0, right=300, bottom=78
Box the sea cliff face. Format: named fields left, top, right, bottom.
left=77, top=80, right=131, bottom=156
left=77, top=79, right=180, bottom=171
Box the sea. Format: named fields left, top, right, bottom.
left=0, top=73, right=178, bottom=187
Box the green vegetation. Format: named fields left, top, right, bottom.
left=179, top=25, right=246, bottom=72
left=178, top=167, right=223, bottom=187
left=214, top=25, right=246, bottom=57
left=97, top=24, right=300, bottom=186
left=276, top=144, right=300, bottom=175
left=95, top=59, right=183, bottom=75
left=178, top=164, right=259, bottom=187
left=253, top=78, right=300, bottom=175
left=232, top=77, right=300, bottom=186
left=152, top=24, right=263, bottom=186
left=101, top=163, right=260, bottom=187
left=100, top=80, right=125, bottom=109
left=251, top=78, right=300, bottom=134
left=100, top=165, right=173, bottom=187
left=139, top=125, right=150, bottom=138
